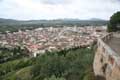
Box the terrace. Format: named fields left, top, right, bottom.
left=106, top=35, right=120, bottom=56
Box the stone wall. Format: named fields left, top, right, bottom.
left=93, top=33, right=120, bottom=80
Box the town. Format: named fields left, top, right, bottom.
left=0, top=26, right=107, bottom=57
left=0, top=0, right=120, bottom=79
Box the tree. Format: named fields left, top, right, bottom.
left=44, top=75, right=66, bottom=80
left=108, top=11, right=120, bottom=32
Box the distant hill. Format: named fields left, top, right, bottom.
left=89, top=18, right=106, bottom=21
left=0, top=18, right=108, bottom=26
left=0, top=18, right=18, bottom=23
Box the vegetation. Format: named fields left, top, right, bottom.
left=44, top=75, right=66, bottom=80
left=107, top=11, right=120, bottom=32
left=0, top=46, right=29, bottom=63
left=2, top=66, right=32, bottom=80
left=0, top=47, right=95, bottom=80
left=0, top=58, right=34, bottom=77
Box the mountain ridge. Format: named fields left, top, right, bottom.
left=0, top=18, right=108, bottom=26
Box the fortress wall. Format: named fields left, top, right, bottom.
left=93, top=33, right=120, bottom=80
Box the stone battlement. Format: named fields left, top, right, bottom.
left=94, top=33, right=120, bottom=80
left=98, top=33, right=120, bottom=65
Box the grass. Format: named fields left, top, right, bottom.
left=2, top=66, right=32, bottom=80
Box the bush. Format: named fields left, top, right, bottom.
left=31, top=48, right=95, bottom=80
left=44, top=75, right=66, bottom=80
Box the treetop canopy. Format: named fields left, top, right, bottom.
left=108, top=11, right=120, bottom=32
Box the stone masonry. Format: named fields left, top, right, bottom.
left=93, top=33, right=120, bottom=80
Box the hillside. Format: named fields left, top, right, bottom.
left=0, top=47, right=95, bottom=80
left=0, top=18, right=108, bottom=25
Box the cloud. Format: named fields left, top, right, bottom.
left=37, top=0, right=71, bottom=5
left=0, top=0, right=120, bottom=20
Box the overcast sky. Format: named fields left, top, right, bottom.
left=0, top=0, right=120, bottom=20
